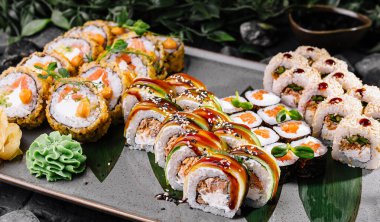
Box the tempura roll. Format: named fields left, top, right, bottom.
left=155, top=35, right=185, bottom=73
left=183, top=154, right=249, bottom=218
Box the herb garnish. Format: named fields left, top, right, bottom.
left=0, top=92, right=11, bottom=107
left=274, top=66, right=285, bottom=75
left=276, top=108, right=302, bottom=123
left=116, top=14, right=150, bottom=36
left=346, top=135, right=370, bottom=146
left=35, top=62, right=70, bottom=80
left=287, top=83, right=304, bottom=92
left=311, top=95, right=325, bottom=102
left=271, top=143, right=314, bottom=159
left=97, top=39, right=153, bottom=62
left=231, top=91, right=253, bottom=110
left=328, top=114, right=343, bottom=123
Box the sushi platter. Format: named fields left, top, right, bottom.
left=0, top=19, right=379, bottom=222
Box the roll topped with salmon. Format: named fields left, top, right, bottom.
left=165, top=129, right=228, bottom=190
left=46, top=78, right=111, bottom=142
left=79, top=62, right=127, bottom=121
left=0, top=67, right=47, bottom=128
left=154, top=112, right=210, bottom=168
left=183, top=154, right=249, bottom=218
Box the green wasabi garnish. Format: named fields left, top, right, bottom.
left=26, top=131, right=87, bottom=182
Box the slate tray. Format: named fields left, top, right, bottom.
left=0, top=47, right=376, bottom=222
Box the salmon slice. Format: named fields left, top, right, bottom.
left=10, top=75, right=29, bottom=90
left=252, top=90, right=267, bottom=100
left=254, top=129, right=270, bottom=138
left=129, top=38, right=146, bottom=52
left=88, top=68, right=110, bottom=86
left=59, top=86, right=72, bottom=102
left=281, top=122, right=301, bottom=134
left=238, top=112, right=257, bottom=125
left=301, top=141, right=320, bottom=152
left=264, top=105, right=285, bottom=117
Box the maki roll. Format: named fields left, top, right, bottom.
left=252, top=127, right=280, bottom=146
left=312, top=95, right=362, bottom=141
left=18, top=52, right=75, bottom=76
left=193, top=107, right=231, bottom=130
left=79, top=62, right=126, bottom=121
left=257, top=104, right=290, bottom=126
left=174, top=89, right=222, bottom=111
left=230, top=111, right=262, bottom=128
left=213, top=122, right=261, bottom=148
left=46, top=78, right=111, bottom=142
left=291, top=136, right=327, bottom=177
left=324, top=70, right=362, bottom=92
left=364, top=102, right=380, bottom=121
left=264, top=142, right=299, bottom=183
left=154, top=112, right=210, bottom=168
left=83, top=20, right=113, bottom=48
left=99, top=47, right=156, bottom=81
left=105, top=21, right=129, bottom=38
left=294, top=46, right=330, bottom=65
left=244, top=89, right=280, bottom=110
left=298, top=79, right=344, bottom=124
left=347, top=84, right=380, bottom=108
left=263, top=52, right=308, bottom=91
left=165, top=130, right=228, bottom=190
left=44, top=36, right=102, bottom=70
left=219, top=95, right=247, bottom=114
left=273, top=121, right=311, bottom=142
left=311, top=56, right=348, bottom=78
left=272, top=67, right=320, bottom=108
left=230, top=145, right=280, bottom=208
left=121, top=78, right=173, bottom=119
left=0, top=67, right=47, bottom=128
left=124, top=99, right=179, bottom=152
left=332, top=115, right=380, bottom=169
left=183, top=154, right=249, bottom=218
left=155, top=36, right=185, bottom=73
left=165, top=73, right=206, bottom=94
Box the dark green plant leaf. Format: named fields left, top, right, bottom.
left=231, top=90, right=253, bottom=110
left=58, top=68, right=70, bottom=78
left=298, top=151, right=362, bottom=222
left=21, top=18, right=50, bottom=36
left=291, top=146, right=314, bottom=159
left=82, top=125, right=125, bottom=182
left=276, top=109, right=287, bottom=123
left=271, top=145, right=289, bottom=158
left=244, top=184, right=283, bottom=222
left=51, top=9, right=70, bottom=30
left=147, top=152, right=183, bottom=200
left=288, top=109, right=302, bottom=120
left=47, top=62, right=57, bottom=71
left=208, top=30, right=235, bottom=42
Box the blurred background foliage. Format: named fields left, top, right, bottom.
left=0, top=0, right=380, bottom=55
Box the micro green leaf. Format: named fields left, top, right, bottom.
left=231, top=90, right=253, bottom=110
left=291, top=146, right=315, bottom=159
left=271, top=145, right=289, bottom=158
left=288, top=109, right=302, bottom=120
left=276, top=109, right=287, bottom=123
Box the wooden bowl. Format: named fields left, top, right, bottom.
left=288, top=5, right=372, bottom=50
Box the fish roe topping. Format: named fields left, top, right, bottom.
left=333, top=72, right=344, bottom=78
left=325, top=59, right=336, bottom=66
left=283, top=53, right=292, bottom=59
left=329, top=97, right=343, bottom=104
left=318, top=82, right=328, bottom=90
left=294, top=68, right=304, bottom=74
left=355, top=88, right=366, bottom=97
left=307, top=47, right=314, bottom=51
left=359, top=118, right=371, bottom=127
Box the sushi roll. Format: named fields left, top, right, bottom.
left=155, top=35, right=185, bottom=73
left=347, top=84, right=380, bottom=108
left=364, top=102, right=380, bottom=121
left=273, top=121, right=311, bottom=142
left=294, top=46, right=330, bottom=65
left=219, top=96, right=247, bottom=114
left=291, top=136, right=327, bottom=177
left=165, top=73, right=206, bottom=94
left=165, top=130, right=228, bottom=190
left=83, top=20, right=114, bottom=48
left=46, top=78, right=111, bottom=142
left=193, top=107, right=231, bottom=130
left=105, top=21, right=130, bottom=38
left=99, top=47, right=156, bottom=81
left=230, top=111, right=262, bottom=128
left=312, top=56, right=348, bottom=78
left=252, top=127, right=280, bottom=146
left=263, top=142, right=299, bottom=183
left=272, top=66, right=321, bottom=108
left=116, top=32, right=166, bottom=78
left=263, top=52, right=308, bottom=91
left=79, top=62, right=126, bottom=121
left=244, top=89, right=280, bottom=110
left=174, top=89, right=222, bottom=111
left=18, top=52, right=75, bottom=76
left=312, top=95, right=363, bottom=141
left=257, top=104, right=290, bottom=126
left=332, top=115, right=380, bottom=169
left=121, top=78, right=174, bottom=120
left=298, top=79, right=344, bottom=124
left=154, top=112, right=210, bottom=168
left=124, top=99, right=179, bottom=152
left=213, top=122, right=261, bottom=149
left=230, top=145, right=280, bottom=208
left=44, top=36, right=102, bottom=70
left=183, top=154, right=249, bottom=218
left=324, top=70, right=362, bottom=92
left=0, top=67, right=47, bottom=128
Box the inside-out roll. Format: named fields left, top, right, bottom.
left=324, top=70, right=362, bottom=92
left=347, top=84, right=380, bottom=108
left=183, top=154, right=249, bottom=218
left=213, top=122, right=261, bottom=149
left=294, top=46, right=330, bottom=66
left=193, top=107, right=231, bottom=130
left=174, top=89, right=222, bottom=111
left=165, top=73, right=206, bottom=94
left=311, top=56, right=348, bottom=78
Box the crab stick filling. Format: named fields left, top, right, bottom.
left=0, top=73, right=37, bottom=118
left=126, top=37, right=158, bottom=60
left=109, top=52, right=148, bottom=77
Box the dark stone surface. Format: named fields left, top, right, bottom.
left=0, top=210, right=39, bottom=222
left=334, top=54, right=355, bottom=73
left=3, top=40, right=38, bottom=58
left=355, top=53, right=380, bottom=86
left=26, top=26, right=64, bottom=49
